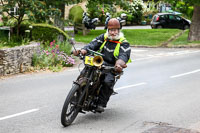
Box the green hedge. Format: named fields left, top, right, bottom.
left=0, top=30, right=8, bottom=42
left=69, top=5, right=84, bottom=24
left=0, top=22, right=3, bottom=27
left=31, top=23, right=69, bottom=43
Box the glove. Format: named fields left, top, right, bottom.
left=115, top=59, right=127, bottom=73
left=72, top=49, right=87, bottom=56
left=115, top=64, right=123, bottom=73
left=80, top=49, right=87, bottom=55
left=72, top=50, right=80, bottom=56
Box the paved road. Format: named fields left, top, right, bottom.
left=1, top=48, right=200, bottom=133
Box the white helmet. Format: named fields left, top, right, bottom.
left=121, top=13, right=127, bottom=19
left=106, top=12, right=110, bottom=17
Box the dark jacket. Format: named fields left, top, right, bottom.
left=83, top=33, right=131, bottom=65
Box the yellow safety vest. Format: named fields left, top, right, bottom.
left=99, top=33, right=131, bottom=63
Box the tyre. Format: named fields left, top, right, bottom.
left=183, top=25, right=189, bottom=30
left=156, top=25, right=162, bottom=29
left=61, top=80, right=86, bottom=127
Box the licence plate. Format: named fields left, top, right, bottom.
left=85, top=56, right=94, bottom=66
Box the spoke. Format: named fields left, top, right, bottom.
left=65, top=91, right=79, bottom=117
left=66, top=104, right=75, bottom=117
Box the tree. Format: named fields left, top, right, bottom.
left=86, top=0, right=144, bottom=24
left=44, top=0, right=83, bottom=19
left=0, top=0, right=82, bottom=36
left=0, top=0, right=61, bottom=36
left=165, top=0, right=200, bottom=41
left=44, top=0, right=82, bottom=41
left=188, top=5, right=200, bottom=41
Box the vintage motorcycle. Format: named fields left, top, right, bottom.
left=104, top=13, right=127, bottom=29
left=82, top=12, right=99, bottom=30
left=61, top=47, right=123, bottom=127
left=117, top=13, right=127, bottom=27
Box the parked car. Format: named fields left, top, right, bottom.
left=151, top=13, right=191, bottom=30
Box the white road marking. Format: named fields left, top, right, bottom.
left=132, top=50, right=200, bottom=62
left=170, top=69, right=200, bottom=78
left=0, top=108, right=39, bottom=121
left=115, top=82, right=147, bottom=91
left=175, top=50, right=200, bottom=55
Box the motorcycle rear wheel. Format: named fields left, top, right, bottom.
left=61, top=83, right=85, bottom=127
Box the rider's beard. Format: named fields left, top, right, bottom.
left=107, top=30, right=124, bottom=41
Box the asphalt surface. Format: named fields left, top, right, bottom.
left=1, top=48, right=200, bottom=133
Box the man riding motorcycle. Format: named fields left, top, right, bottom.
left=73, top=18, right=131, bottom=112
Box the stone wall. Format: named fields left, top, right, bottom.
left=0, top=42, right=40, bottom=76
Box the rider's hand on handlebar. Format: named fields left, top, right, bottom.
left=72, top=49, right=87, bottom=56
left=115, top=59, right=127, bottom=73
left=115, top=64, right=123, bottom=73
left=72, top=50, right=80, bottom=56
left=80, top=49, right=87, bottom=55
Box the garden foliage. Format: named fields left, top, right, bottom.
left=172, top=1, right=194, bottom=19
left=69, top=5, right=84, bottom=24
left=124, top=0, right=144, bottom=24
left=0, top=32, right=30, bottom=49
left=86, top=1, right=116, bottom=25
left=86, top=0, right=145, bottom=25
left=31, top=24, right=69, bottom=45
left=32, top=40, right=75, bottom=72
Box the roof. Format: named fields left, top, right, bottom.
left=156, top=13, right=173, bottom=15
left=156, top=12, right=182, bottom=16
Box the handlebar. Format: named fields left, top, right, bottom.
left=101, top=65, right=123, bottom=77
left=72, top=49, right=123, bottom=75
left=74, top=48, right=105, bottom=60
left=102, top=65, right=115, bottom=70
left=87, top=49, right=104, bottom=57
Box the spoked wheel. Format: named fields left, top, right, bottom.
left=61, top=80, right=86, bottom=127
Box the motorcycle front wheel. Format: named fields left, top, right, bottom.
left=61, top=82, right=86, bottom=127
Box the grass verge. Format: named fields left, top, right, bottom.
left=122, top=29, right=180, bottom=46
left=73, top=29, right=181, bottom=46
left=170, top=30, right=200, bottom=46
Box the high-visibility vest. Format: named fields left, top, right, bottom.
left=99, top=33, right=131, bottom=63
